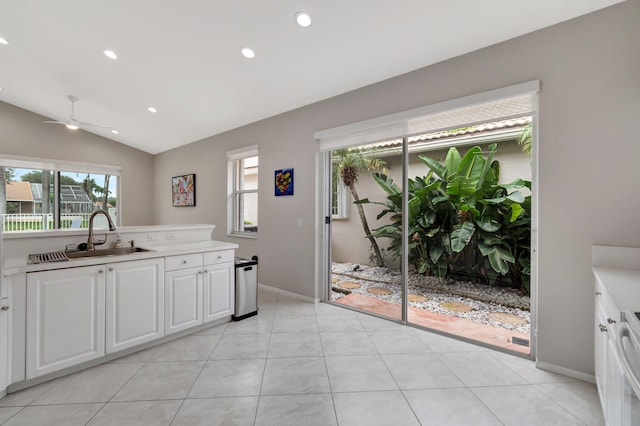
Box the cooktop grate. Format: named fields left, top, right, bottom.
left=28, top=251, right=69, bottom=264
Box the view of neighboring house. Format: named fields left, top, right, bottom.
left=4, top=182, right=92, bottom=214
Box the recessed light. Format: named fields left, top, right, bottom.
left=104, top=50, right=118, bottom=59
left=0, top=37, right=8, bottom=45
left=241, top=48, right=255, bottom=59
left=111, top=129, right=119, bottom=135
left=148, top=106, right=157, bottom=113
left=66, top=124, right=79, bottom=130
left=295, top=12, right=312, bottom=27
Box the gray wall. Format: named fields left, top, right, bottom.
left=153, top=0, right=640, bottom=376
left=0, top=101, right=154, bottom=226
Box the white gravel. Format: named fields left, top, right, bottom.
left=331, top=262, right=530, bottom=334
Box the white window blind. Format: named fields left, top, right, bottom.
left=315, top=80, right=539, bottom=152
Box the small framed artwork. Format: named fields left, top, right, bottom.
left=172, top=174, right=196, bottom=207
left=274, top=168, right=294, bottom=196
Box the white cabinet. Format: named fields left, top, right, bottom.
left=165, top=250, right=235, bottom=333
left=105, top=258, right=164, bottom=353
left=19, top=246, right=235, bottom=381
left=26, top=265, right=105, bottom=379
left=203, top=259, right=234, bottom=323
left=165, top=254, right=204, bottom=335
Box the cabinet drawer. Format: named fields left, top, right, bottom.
left=165, top=254, right=203, bottom=271
left=203, top=250, right=234, bottom=265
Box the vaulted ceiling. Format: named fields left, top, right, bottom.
left=0, top=0, right=625, bottom=154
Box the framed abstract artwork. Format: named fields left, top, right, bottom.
left=274, top=168, right=294, bottom=196
left=172, top=174, right=196, bottom=206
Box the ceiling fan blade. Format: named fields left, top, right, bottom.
left=79, top=121, right=112, bottom=128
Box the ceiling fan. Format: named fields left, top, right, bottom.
left=45, top=95, right=110, bottom=130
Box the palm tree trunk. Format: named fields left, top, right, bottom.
left=348, top=183, right=385, bottom=267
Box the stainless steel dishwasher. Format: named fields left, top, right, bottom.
left=232, top=256, right=258, bottom=321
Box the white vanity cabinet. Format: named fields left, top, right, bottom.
left=26, top=265, right=106, bottom=379
left=105, top=258, right=165, bottom=353
left=165, top=254, right=204, bottom=335
left=203, top=250, right=234, bottom=323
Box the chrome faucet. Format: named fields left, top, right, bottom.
left=87, top=210, right=116, bottom=251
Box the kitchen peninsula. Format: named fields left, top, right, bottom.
left=2, top=224, right=237, bottom=393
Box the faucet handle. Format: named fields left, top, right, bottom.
left=128, top=240, right=135, bottom=248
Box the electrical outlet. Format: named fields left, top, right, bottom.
left=166, top=233, right=176, bottom=240
left=147, top=234, right=159, bottom=241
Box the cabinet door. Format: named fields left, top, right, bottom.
left=106, top=258, right=165, bottom=353
left=203, top=262, right=234, bottom=323
left=165, top=267, right=202, bottom=335
left=595, top=303, right=609, bottom=410
left=606, top=336, right=625, bottom=426
left=27, top=265, right=105, bottom=379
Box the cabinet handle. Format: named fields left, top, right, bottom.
left=182, top=260, right=187, bottom=264
left=595, top=291, right=602, bottom=296
left=607, top=318, right=616, bottom=324
left=0, top=306, right=8, bottom=311
left=98, top=270, right=104, bottom=274
left=599, top=324, right=608, bottom=333
left=217, top=255, right=222, bottom=259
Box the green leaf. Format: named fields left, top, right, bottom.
left=487, top=246, right=514, bottom=275
left=417, top=262, right=430, bottom=274
left=450, top=222, right=475, bottom=252
left=510, top=203, right=524, bottom=222
left=418, top=155, right=447, bottom=181
left=506, top=192, right=525, bottom=203
left=476, top=217, right=501, bottom=232
left=429, top=246, right=444, bottom=264
left=433, top=261, right=448, bottom=277
left=373, top=173, right=401, bottom=195
left=482, top=197, right=506, bottom=205
left=478, top=143, right=497, bottom=188
left=444, top=147, right=461, bottom=179
left=448, top=146, right=484, bottom=197
left=501, top=178, right=526, bottom=190
left=408, top=197, right=421, bottom=223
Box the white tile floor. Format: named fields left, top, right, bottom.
left=0, top=288, right=604, bottom=425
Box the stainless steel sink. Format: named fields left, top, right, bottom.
left=66, top=247, right=153, bottom=259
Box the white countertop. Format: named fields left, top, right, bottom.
left=594, top=267, right=640, bottom=313
left=4, top=240, right=239, bottom=275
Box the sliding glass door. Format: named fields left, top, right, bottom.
left=328, top=142, right=405, bottom=322
left=319, top=83, right=538, bottom=356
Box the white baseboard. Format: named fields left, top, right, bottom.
left=535, top=360, right=596, bottom=384
left=258, top=283, right=319, bottom=303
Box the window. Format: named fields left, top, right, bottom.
left=0, top=157, right=120, bottom=232
left=331, top=171, right=349, bottom=219
left=227, top=145, right=258, bottom=236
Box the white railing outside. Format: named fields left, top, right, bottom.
left=1, top=213, right=94, bottom=232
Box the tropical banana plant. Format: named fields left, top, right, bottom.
left=364, top=144, right=531, bottom=294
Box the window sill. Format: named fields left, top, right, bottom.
left=228, top=232, right=258, bottom=239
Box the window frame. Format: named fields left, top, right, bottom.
left=331, top=176, right=350, bottom=220
left=0, top=155, right=121, bottom=233
left=227, top=145, right=259, bottom=238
